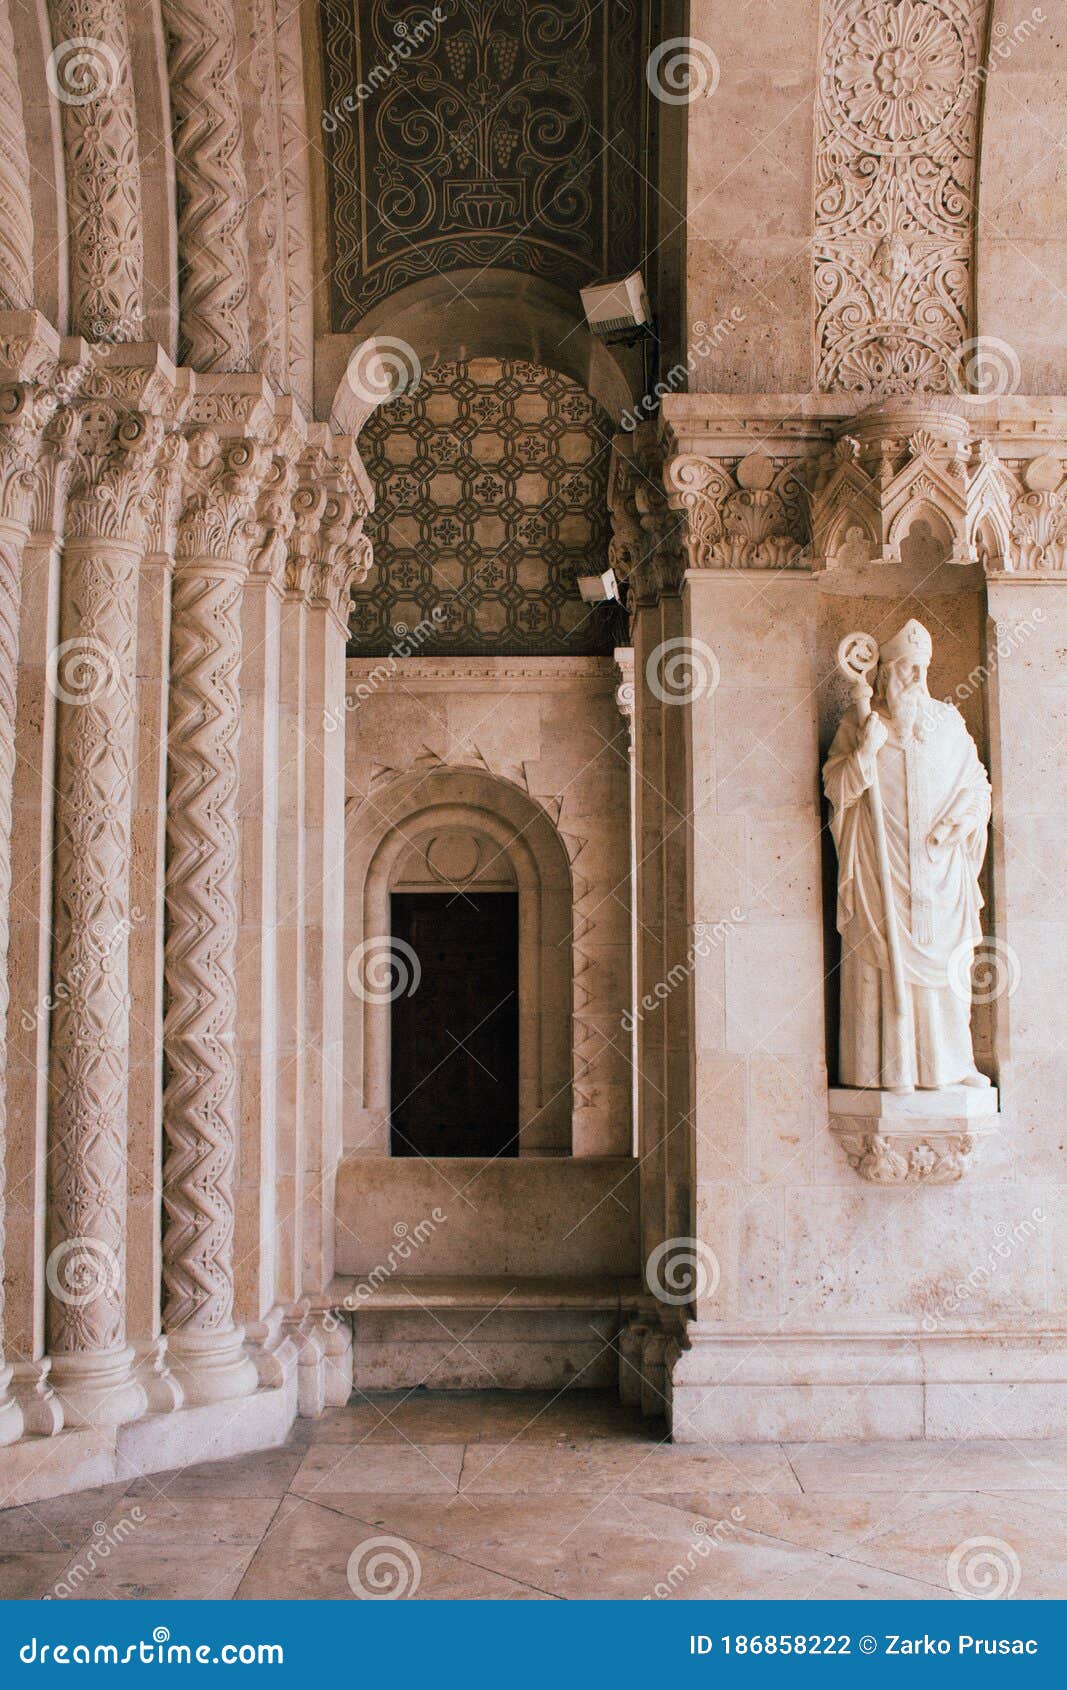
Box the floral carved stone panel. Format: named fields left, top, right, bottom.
left=349, top=357, right=620, bottom=656
left=319, top=0, right=648, bottom=327
left=814, top=0, right=988, bottom=394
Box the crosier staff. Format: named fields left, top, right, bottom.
left=836, top=631, right=907, bottom=1021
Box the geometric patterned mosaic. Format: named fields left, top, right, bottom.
left=320, top=0, right=649, bottom=330
left=348, top=357, right=624, bottom=656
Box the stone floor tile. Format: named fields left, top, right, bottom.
left=0, top=1482, right=132, bottom=1552
left=0, top=1552, right=75, bottom=1599
left=785, top=1437, right=1067, bottom=1495
left=234, top=1498, right=551, bottom=1600
left=94, top=1494, right=279, bottom=1548
left=126, top=1447, right=306, bottom=1500
left=290, top=1442, right=465, bottom=1497
left=458, top=1440, right=800, bottom=1496
left=46, top=1548, right=255, bottom=1601
left=841, top=1496, right=1067, bottom=1599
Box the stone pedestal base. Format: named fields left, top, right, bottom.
left=829, top=1085, right=999, bottom=1183
left=669, top=1328, right=1067, bottom=1442
left=48, top=1347, right=148, bottom=1429
left=165, top=1326, right=259, bottom=1407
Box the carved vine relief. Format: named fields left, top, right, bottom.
left=320, top=0, right=647, bottom=327
left=814, top=0, right=988, bottom=394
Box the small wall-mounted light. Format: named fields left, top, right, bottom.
left=576, top=568, right=621, bottom=603
left=579, top=272, right=654, bottom=343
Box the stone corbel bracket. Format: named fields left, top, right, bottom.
left=810, top=405, right=1018, bottom=572
left=829, top=1086, right=999, bottom=1185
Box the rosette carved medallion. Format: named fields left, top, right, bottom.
left=814, top=0, right=988, bottom=394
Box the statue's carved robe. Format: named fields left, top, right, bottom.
left=823, top=697, right=991, bottom=1090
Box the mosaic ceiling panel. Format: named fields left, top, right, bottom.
left=348, top=357, right=621, bottom=656
left=320, top=0, right=649, bottom=328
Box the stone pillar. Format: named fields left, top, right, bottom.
left=126, top=425, right=188, bottom=1412
left=4, top=393, right=74, bottom=1436
left=0, top=331, right=61, bottom=1442
left=233, top=441, right=299, bottom=1328
left=161, top=427, right=267, bottom=1406
left=299, top=459, right=372, bottom=1294
left=45, top=396, right=168, bottom=1428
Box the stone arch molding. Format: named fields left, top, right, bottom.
left=345, top=765, right=575, bottom=1156
left=320, top=271, right=638, bottom=434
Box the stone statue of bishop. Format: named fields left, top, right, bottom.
left=823, top=619, right=992, bottom=1094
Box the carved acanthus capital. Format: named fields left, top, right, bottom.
left=1000, top=455, right=1067, bottom=574
left=175, top=431, right=272, bottom=567
left=65, top=404, right=167, bottom=545
left=309, top=490, right=373, bottom=625
left=0, top=384, right=57, bottom=529
left=247, top=451, right=299, bottom=588
left=664, top=450, right=810, bottom=571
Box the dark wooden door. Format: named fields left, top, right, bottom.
left=390, top=893, right=519, bottom=1158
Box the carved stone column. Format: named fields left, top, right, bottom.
left=161, top=428, right=268, bottom=1405
left=0, top=322, right=63, bottom=1444
left=46, top=1, right=145, bottom=340
left=0, top=0, right=34, bottom=312
left=45, top=395, right=170, bottom=1428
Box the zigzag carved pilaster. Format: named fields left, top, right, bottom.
left=162, top=0, right=252, bottom=370
left=162, top=567, right=244, bottom=1333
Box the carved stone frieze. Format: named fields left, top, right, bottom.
left=835, top=1129, right=976, bottom=1184
left=814, top=0, right=988, bottom=394
left=47, top=1, right=146, bottom=340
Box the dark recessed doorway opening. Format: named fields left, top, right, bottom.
left=390, top=892, right=519, bottom=1158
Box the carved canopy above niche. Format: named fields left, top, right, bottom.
left=319, top=0, right=649, bottom=329
left=814, top=0, right=989, bottom=395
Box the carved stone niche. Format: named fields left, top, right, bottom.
left=829, top=1086, right=998, bottom=1185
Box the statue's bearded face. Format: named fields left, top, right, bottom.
left=881, top=656, right=929, bottom=732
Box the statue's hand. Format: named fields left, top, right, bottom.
left=861, top=713, right=889, bottom=756
left=928, top=816, right=972, bottom=850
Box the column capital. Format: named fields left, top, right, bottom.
left=175, top=430, right=274, bottom=567
left=287, top=433, right=374, bottom=627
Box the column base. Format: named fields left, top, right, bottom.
left=0, top=1367, right=25, bottom=1445
left=48, top=1346, right=148, bottom=1429
left=165, top=1326, right=259, bottom=1407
